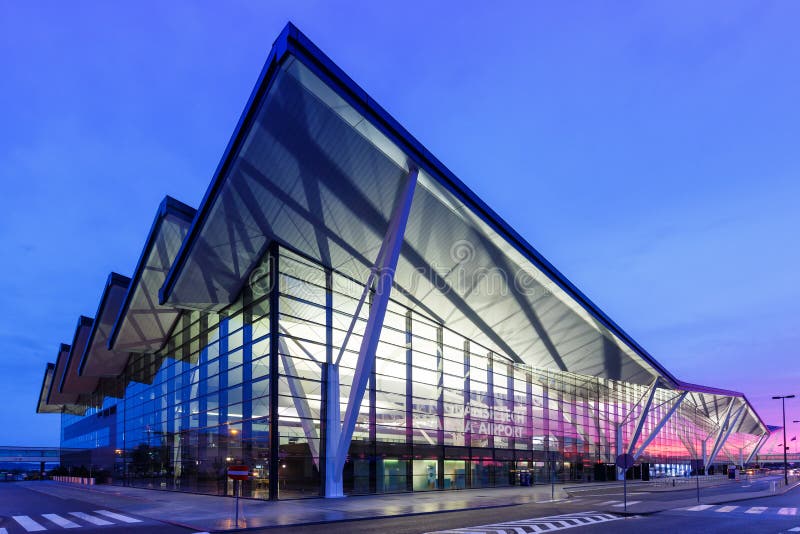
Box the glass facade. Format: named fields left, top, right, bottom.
left=59, top=244, right=764, bottom=499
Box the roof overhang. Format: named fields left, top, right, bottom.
left=107, top=196, right=195, bottom=354
left=58, top=316, right=99, bottom=396
left=678, top=380, right=769, bottom=437
left=48, top=343, right=77, bottom=404
left=78, top=272, right=131, bottom=377
left=36, top=363, right=84, bottom=415
left=158, top=22, right=674, bottom=386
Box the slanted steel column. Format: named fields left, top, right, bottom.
left=708, top=403, right=745, bottom=467
left=632, top=391, right=688, bottom=460
left=705, top=400, right=735, bottom=470
left=332, top=168, right=418, bottom=483
left=745, top=432, right=769, bottom=465
left=702, top=439, right=708, bottom=472
left=277, top=337, right=320, bottom=466
left=626, top=378, right=659, bottom=456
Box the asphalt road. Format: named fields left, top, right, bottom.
left=565, top=476, right=777, bottom=504
left=0, top=483, right=196, bottom=534
left=254, top=481, right=800, bottom=534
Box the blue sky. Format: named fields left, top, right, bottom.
left=1, top=1, right=798, bottom=446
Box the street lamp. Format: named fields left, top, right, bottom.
left=773, top=394, right=795, bottom=485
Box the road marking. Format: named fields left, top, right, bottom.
left=715, top=505, right=738, bottom=513
left=741, top=484, right=751, bottom=488
left=779, top=507, right=798, bottom=516
left=12, top=516, right=47, bottom=532
left=0, top=527, right=8, bottom=534
left=70, top=512, right=113, bottom=525
left=686, top=504, right=714, bottom=511
left=94, top=510, right=142, bottom=523
left=612, top=501, right=640, bottom=507
left=745, top=506, right=767, bottom=514
left=425, top=512, right=622, bottom=533
left=788, top=527, right=800, bottom=532
left=600, top=500, right=621, bottom=505
left=42, top=514, right=81, bottom=529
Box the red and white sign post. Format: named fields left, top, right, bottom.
left=228, top=465, right=249, bottom=527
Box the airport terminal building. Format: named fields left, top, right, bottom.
left=37, top=24, right=769, bottom=500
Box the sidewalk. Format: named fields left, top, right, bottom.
left=565, top=475, right=800, bottom=515
left=22, top=481, right=568, bottom=532
left=21, top=475, right=800, bottom=531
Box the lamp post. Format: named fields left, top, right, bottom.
left=773, top=394, right=795, bottom=485
left=793, top=420, right=800, bottom=456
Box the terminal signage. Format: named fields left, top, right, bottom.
left=227, top=465, right=250, bottom=481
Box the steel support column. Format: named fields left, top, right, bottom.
left=626, top=378, right=660, bottom=456
left=323, top=363, right=342, bottom=497
left=331, top=168, right=418, bottom=488
left=708, top=403, right=745, bottom=467
left=745, top=432, right=769, bottom=465
left=633, top=391, right=688, bottom=460
left=277, top=337, right=320, bottom=466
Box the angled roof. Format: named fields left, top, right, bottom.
left=58, top=316, right=98, bottom=396
left=107, top=196, right=195, bottom=354
left=158, top=22, right=674, bottom=386
left=47, top=343, right=76, bottom=404
left=36, top=363, right=84, bottom=415
left=78, top=272, right=131, bottom=377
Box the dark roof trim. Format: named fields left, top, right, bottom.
left=36, top=362, right=56, bottom=412
left=46, top=343, right=71, bottom=405
left=107, top=195, right=196, bottom=350
left=158, top=22, right=680, bottom=387
left=159, top=26, right=288, bottom=307
left=58, top=315, right=94, bottom=393
left=78, top=272, right=131, bottom=376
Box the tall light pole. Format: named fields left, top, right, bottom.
left=773, top=394, right=795, bottom=485
left=794, top=420, right=800, bottom=456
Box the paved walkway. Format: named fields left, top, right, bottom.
left=22, top=482, right=568, bottom=531
left=19, top=476, right=800, bottom=531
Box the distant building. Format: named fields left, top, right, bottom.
left=37, top=23, right=768, bottom=499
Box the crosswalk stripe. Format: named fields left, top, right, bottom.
left=612, top=501, right=640, bottom=507
left=779, top=507, right=798, bottom=516
left=12, top=516, right=47, bottom=532
left=425, top=512, right=621, bottom=533
left=600, top=500, right=620, bottom=505
left=0, top=527, right=8, bottom=534
left=94, top=510, right=142, bottom=523
left=687, top=504, right=714, bottom=511
left=715, top=506, right=738, bottom=513
left=42, top=514, right=81, bottom=529
left=788, top=527, right=800, bottom=532
left=745, top=506, right=767, bottom=514
left=69, top=512, right=113, bottom=525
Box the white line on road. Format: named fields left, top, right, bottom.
left=0, top=527, right=8, bottom=534
left=779, top=507, right=798, bottom=516
left=69, top=512, right=113, bottom=525
left=686, top=504, right=714, bottom=511
left=715, top=506, right=738, bottom=513
left=94, top=510, right=143, bottom=523
left=612, top=501, right=640, bottom=507
left=788, top=527, right=800, bottom=532
left=12, top=516, right=47, bottom=532
left=42, top=514, right=81, bottom=529
left=600, top=500, right=620, bottom=505
left=745, top=506, right=767, bottom=514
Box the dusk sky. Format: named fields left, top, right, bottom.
left=1, top=1, right=798, bottom=447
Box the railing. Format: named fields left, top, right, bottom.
left=52, top=476, right=95, bottom=485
